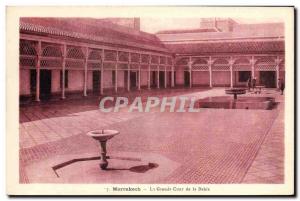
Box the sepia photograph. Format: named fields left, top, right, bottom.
left=6, top=6, right=294, bottom=195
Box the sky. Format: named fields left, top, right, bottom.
left=140, top=18, right=284, bottom=33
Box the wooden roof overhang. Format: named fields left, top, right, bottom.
left=165, top=38, right=284, bottom=56
left=20, top=22, right=171, bottom=56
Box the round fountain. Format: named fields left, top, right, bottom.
left=225, top=88, right=246, bottom=100
left=86, top=129, right=120, bottom=170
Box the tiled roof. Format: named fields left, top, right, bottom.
left=20, top=18, right=168, bottom=53
left=166, top=40, right=284, bottom=54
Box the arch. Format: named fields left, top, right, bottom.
left=167, top=57, right=172, bottom=65
left=213, top=58, right=229, bottom=65
left=67, top=47, right=85, bottom=59
left=88, top=49, right=102, bottom=60
left=151, top=55, right=159, bottom=64
left=255, top=56, right=276, bottom=65
left=104, top=50, right=117, bottom=61
left=175, top=57, right=189, bottom=65
left=141, top=54, right=150, bottom=63
left=118, top=51, right=129, bottom=62
left=233, top=58, right=250, bottom=65
left=19, top=40, right=37, bottom=56
left=42, top=45, right=62, bottom=57
left=159, top=56, right=166, bottom=64
left=192, top=58, right=208, bottom=65
left=131, top=53, right=140, bottom=63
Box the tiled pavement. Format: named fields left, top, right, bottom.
left=19, top=88, right=285, bottom=184
left=19, top=87, right=210, bottom=148
left=242, top=94, right=284, bottom=183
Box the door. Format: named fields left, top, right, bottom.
left=151, top=71, right=156, bottom=87
left=184, top=71, right=190, bottom=87
left=259, top=71, right=276, bottom=88
left=159, top=71, right=165, bottom=88
left=130, top=71, right=137, bottom=88
left=40, top=70, right=52, bottom=100
left=30, top=69, right=36, bottom=99
left=93, top=71, right=101, bottom=93
left=174, top=71, right=176, bottom=86
left=168, top=72, right=172, bottom=87
left=124, top=70, right=128, bottom=89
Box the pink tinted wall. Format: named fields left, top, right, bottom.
left=51, top=70, right=60, bottom=93
left=192, top=71, right=210, bottom=86
left=66, top=71, right=84, bottom=92
left=20, top=69, right=30, bottom=96
left=212, top=71, right=230, bottom=86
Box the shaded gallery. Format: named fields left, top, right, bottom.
left=19, top=17, right=285, bottom=102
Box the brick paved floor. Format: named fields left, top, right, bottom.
left=242, top=93, right=284, bottom=183
left=19, top=87, right=284, bottom=184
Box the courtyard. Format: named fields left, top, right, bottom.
left=19, top=87, right=284, bottom=184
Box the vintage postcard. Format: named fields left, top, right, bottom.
left=6, top=6, right=294, bottom=195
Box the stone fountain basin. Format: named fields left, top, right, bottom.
left=225, top=88, right=246, bottom=95
left=195, top=96, right=275, bottom=110
left=86, top=130, right=120, bottom=141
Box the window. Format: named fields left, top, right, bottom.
left=60, top=70, right=68, bottom=88
left=238, top=71, right=251, bottom=82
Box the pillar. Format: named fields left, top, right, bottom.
left=209, top=56, right=213, bottom=88
left=127, top=53, right=130, bottom=91
left=115, top=51, right=118, bottom=93
left=276, top=56, right=280, bottom=88
left=171, top=58, right=175, bottom=87
left=138, top=54, right=141, bottom=90
left=148, top=63, right=151, bottom=90
left=230, top=57, right=233, bottom=88
left=35, top=41, right=41, bottom=102
left=164, top=66, right=167, bottom=88
left=61, top=44, right=66, bottom=99
left=83, top=47, right=88, bottom=97
left=189, top=57, right=192, bottom=88
left=251, top=56, right=255, bottom=78
left=157, top=65, right=160, bottom=89
left=100, top=49, right=104, bottom=95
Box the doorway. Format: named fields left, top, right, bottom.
left=151, top=71, right=156, bottom=87
left=93, top=70, right=101, bottom=93
left=174, top=71, right=176, bottom=86
left=259, top=71, right=276, bottom=88
left=30, top=69, right=36, bottom=99
left=159, top=71, right=165, bottom=88
left=130, top=71, right=137, bottom=88
left=40, top=70, right=52, bottom=100
left=168, top=71, right=172, bottom=87
left=184, top=71, right=190, bottom=87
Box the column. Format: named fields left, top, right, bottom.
left=127, top=53, right=130, bottom=91
left=35, top=41, right=41, bottom=102
left=209, top=56, right=213, bottom=88
left=148, top=57, right=151, bottom=90
left=189, top=57, right=192, bottom=88
left=100, top=49, right=104, bottom=95
left=61, top=44, right=66, bottom=99
left=164, top=66, right=167, bottom=88
left=157, top=65, right=160, bottom=89
left=251, top=56, right=255, bottom=78
left=83, top=47, right=88, bottom=97
left=115, top=51, right=118, bottom=93
left=138, top=54, right=141, bottom=90
left=230, top=57, right=233, bottom=88
left=171, top=58, right=175, bottom=87
left=276, top=56, right=280, bottom=88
